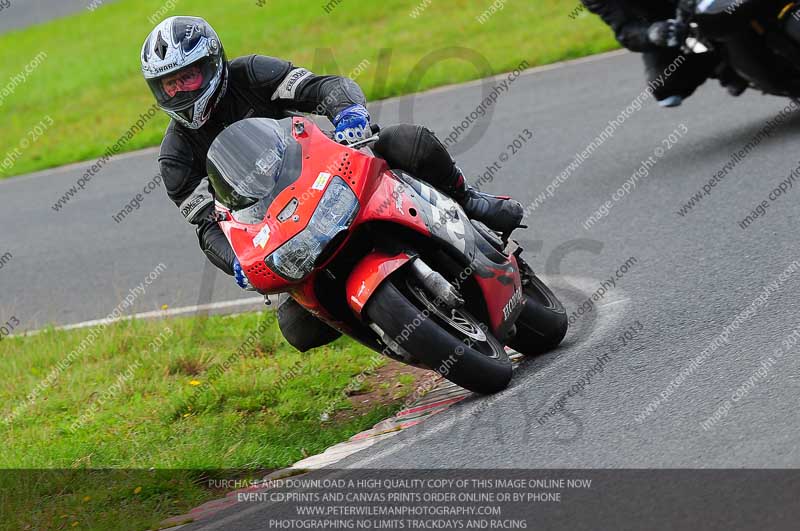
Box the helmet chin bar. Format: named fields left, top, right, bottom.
left=175, top=107, right=194, bottom=124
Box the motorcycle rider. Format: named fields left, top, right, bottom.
left=581, top=0, right=747, bottom=106
left=141, top=16, right=524, bottom=351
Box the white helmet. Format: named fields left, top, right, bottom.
left=141, top=16, right=227, bottom=129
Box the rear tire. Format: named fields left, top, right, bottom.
left=365, top=276, right=512, bottom=395
left=507, top=272, right=568, bottom=356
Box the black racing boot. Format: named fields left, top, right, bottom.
left=724, top=75, right=748, bottom=97
left=450, top=171, right=524, bottom=236
left=716, top=63, right=748, bottom=97
left=277, top=294, right=342, bottom=352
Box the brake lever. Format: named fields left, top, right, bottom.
left=344, top=134, right=380, bottom=150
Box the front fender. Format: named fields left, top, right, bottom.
left=346, top=251, right=413, bottom=316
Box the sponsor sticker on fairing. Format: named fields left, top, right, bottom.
left=252, top=224, right=271, bottom=249
left=312, top=172, right=332, bottom=191
left=502, top=286, right=524, bottom=320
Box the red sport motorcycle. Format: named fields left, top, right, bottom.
left=207, top=117, right=567, bottom=394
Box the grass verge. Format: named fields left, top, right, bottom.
left=0, top=0, right=618, bottom=178
left=0, top=312, right=422, bottom=530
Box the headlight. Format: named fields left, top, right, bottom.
left=266, top=177, right=359, bottom=280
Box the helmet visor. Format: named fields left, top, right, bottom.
left=147, top=56, right=219, bottom=112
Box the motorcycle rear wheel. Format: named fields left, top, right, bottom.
left=507, top=272, right=568, bottom=356
left=365, top=274, right=512, bottom=395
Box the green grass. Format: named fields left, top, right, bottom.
left=0, top=312, right=412, bottom=530
left=0, top=0, right=618, bottom=178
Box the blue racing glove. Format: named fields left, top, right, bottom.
left=333, top=104, right=370, bottom=144
left=233, top=258, right=254, bottom=291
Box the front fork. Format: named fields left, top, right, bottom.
left=407, top=258, right=464, bottom=309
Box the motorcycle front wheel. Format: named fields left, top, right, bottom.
left=365, top=274, right=512, bottom=395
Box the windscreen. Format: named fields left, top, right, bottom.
left=207, top=118, right=302, bottom=212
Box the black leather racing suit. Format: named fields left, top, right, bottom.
left=159, top=55, right=465, bottom=351
left=581, top=0, right=720, bottom=101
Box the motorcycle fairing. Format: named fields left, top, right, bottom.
left=353, top=169, right=522, bottom=336
left=392, top=171, right=478, bottom=264
left=695, top=0, right=755, bottom=16
left=392, top=174, right=523, bottom=334
left=691, top=0, right=771, bottom=42
left=692, top=0, right=785, bottom=40
left=218, top=117, right=385, bottom=293
left=472, top=250, right=524, bottom=337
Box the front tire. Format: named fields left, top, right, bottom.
left=365, top=276, right=512, bottom=395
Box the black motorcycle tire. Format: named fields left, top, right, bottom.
left=365, top=275, right=512, bottom=395
left=507, top=273, right=568, bottom=356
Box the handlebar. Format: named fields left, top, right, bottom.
left=335, top=123, right=381, bottom=148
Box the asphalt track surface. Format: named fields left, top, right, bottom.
left=3, top=47, right=800, bottom=526
left=0, top=0, right=115, bottom=35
